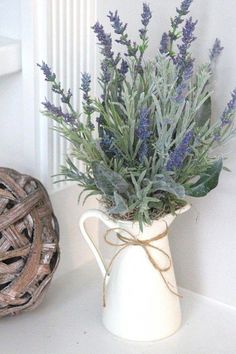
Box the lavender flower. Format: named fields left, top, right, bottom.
left=38, top=62, right=73, bottom=105
left=137, top=108, right=150, bottom=140
left=51, top=81, right=73, bottom=104
left=92, top=22, right=114, bottom=60
left=92, top=22, right=123, bottom=89
left=101, top=60, right=112, bottom=83
left=209, top=38, right=224, bottom=62
left=81, top=73, right=91, bottom=100
left=37, top=62, right=56, bottom=82
left=166, top=130, right=193, bottom=170
left=168, top=0, right=193, bottom=47
left=176, top=17, right=197, bottom=67
left=100, top=133, right=118, bottom=157
left=118, top=59, right=129, bottom=77
left=42, top=100, right=63, bottom=116
left=175, top=17, right=197, bottom=82
left=173, top=82, right=188, bottom=103
left=137, top=108, right=151, bottom=162
left=172, top=0, right=193, bottom=28
left=221, top=89, right=236, bottom=126
left=173, top=57, right=193, bottom=103
left=177, top=0, right=193, bottom=15
left=139, top=3, right=152, bottom=40
left=139, top=28, right=146, bottom=39
left=141, top=3, right=152, bottom=27
left=107, top=10, right=127, bottom=35
left=182, top=58, right=194, bottom=80
left=61, top=89, right=72, bottom=104
left=160, top=33, right=170, bottom=54
left=126, top=42, right=139, bottom=57
left=114, top=30, right=139, bottom=58
left=80, top=73, right=94, bottom=129
left=42, top=99, right=76, bottom=126
left=109, top=14, right=139, bottom=59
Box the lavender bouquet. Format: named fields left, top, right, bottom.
left=39, top=0, right=236, bottom=229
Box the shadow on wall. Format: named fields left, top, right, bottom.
left=169, top=200, right=203, bottom=294
left=50, top=184, right=100, bottom=278
left=169, top=164, right=236, bottom=308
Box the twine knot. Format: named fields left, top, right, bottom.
left=103, top=225, right=181, bottom=307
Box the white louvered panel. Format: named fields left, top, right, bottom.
left=45, top=0, right=97, bottom=191
left=51, top=0, right=60, bottom=186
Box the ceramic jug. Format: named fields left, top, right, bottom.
left=79, top=204, right=190, bottom=341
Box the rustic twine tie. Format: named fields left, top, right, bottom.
left=103, top=224, right=182, bottom=307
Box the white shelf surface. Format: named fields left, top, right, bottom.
left=0, top=37, right=21, bottom=77
left=0, top=262, right=236, bottom=354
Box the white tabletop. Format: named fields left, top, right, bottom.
left=0, top=262, right=235, bottom=354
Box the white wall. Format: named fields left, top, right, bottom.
left=0, top=73, right=24, bottom=170
left=97, top=0, right=236, bottom=307
left=0, top=0, right=21, bottom=39
left=0, top=0, right=25, bottom=172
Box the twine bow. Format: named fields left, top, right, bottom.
left=103, top=224, right=181, bottom=307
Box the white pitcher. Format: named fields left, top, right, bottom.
left=79, top=204, right=190, bottom=341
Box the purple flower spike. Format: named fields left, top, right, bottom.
left=138, top=3, right=152, bottom=40
left=182, top=58, right=194, bottom=80
left=37, top=62, right=56, bottom=82
left=101, top=60, right=112, bottom=83
left=81, top=73, right=91, bottom=99
left=119, top=59, right=129, bottom=76
left=137, top=108, right=151, bottom=140
left=92, top=22, right=114, bottom=60
left=61, top=89, right=72, bottom=104
left=173, top=57, right=193, bottom=104
left=42, top=100, right=63, bottom=117
left=173, top=82, right=188, bottom=103
left=172, top=0, right=193, bottom=28
left=42, top=99, right=76, bottom=126
left=108, top=10, right=127, bottom=35
left=80, top=73, right=94, bottom=128
left=221, top=89, right=236, bottom=126
left=176, top=17, right=197, bottom=75
left=137, top=108, right=151, bottom=162
left=38, top=62, right=73, bottom=105
left=166, top=130, right=193, bottom=170
left=177, top=0, right=193, bottom=15
left=160, top=33, right=170, bottom=54
left=141, top=3, right=152, bottom=27
left=100, top=133, right=119, bottom=157
left=209, top=38, right=224, bottom=62
left=177, top=17, right=197, bottom=59
left=182, top=17, right=197, bottom=43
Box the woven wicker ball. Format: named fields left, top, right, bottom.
left=0, top=167, right=59, bottom=317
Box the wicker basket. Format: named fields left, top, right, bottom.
left=0, top=168, right=59, bottom=317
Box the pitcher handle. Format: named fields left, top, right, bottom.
left=79, top=209, right=116, bottom=278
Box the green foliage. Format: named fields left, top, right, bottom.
left=185, top=159, right=223, bottom=197
left=92, top=162, right=131, bottom=197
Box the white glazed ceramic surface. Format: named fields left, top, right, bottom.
left=79, top=204, right=191, bottom=341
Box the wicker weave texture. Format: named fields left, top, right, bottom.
left=0, top=168, right=60, bottom=317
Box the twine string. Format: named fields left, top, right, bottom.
left=103, top=224, right=182, bottom=307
